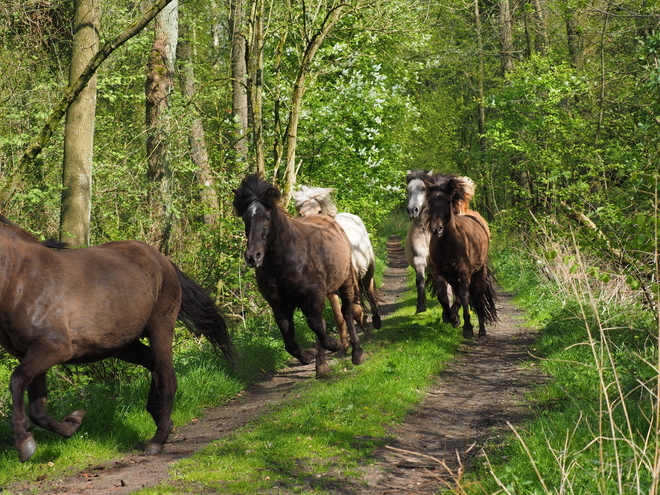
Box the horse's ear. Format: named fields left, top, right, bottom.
left=428, top=170, right=434, bottom=176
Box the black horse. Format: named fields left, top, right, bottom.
left=424, top=174, right=498, bottom=339
left=0, top=215, right=234, bottom=462
left=233, top=174, right=364, bottom=377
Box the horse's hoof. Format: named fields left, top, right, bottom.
left=351, top=348, right=365, bottom=366
left=17, top=434, right=36, bottom=463
left=372, top=315, right=382, bottom=329
left=416, top=306, right=426, bottom=314
left=315, top=363, right=332, bottom=377
left=452, top=318, right=461, bottom=328
left=462, top=329, right=474, bottom=339
left=323, top=337, right=341, bottom=352
left=298, top=349, right=317, bottom=364
left=144, top=442, right=164, bottom=456
left=62, top=410, right=87, bottom=437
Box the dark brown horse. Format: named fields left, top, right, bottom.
left=424, top=174, right=498, bottom=339
left=0, top=215, right=234, bottom=462
left=233, top=174, right=364, bottom=377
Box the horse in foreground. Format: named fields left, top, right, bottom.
left=0, top=216, right=234, bottom=462
left=424, top=174, right=497, bottom=339
left=233, top=174, right=364, bottom=377
left=292, top=185, right=381, bottom=331
left=405, top=170, right=476, bottom=313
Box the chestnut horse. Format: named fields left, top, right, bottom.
left=405, top=170, right=476, bottom=313
left=424, top=174, right=497, bottom=339
left=0, top=215, right=234, bottom=462
left=292, top=185, right=381, bottom=331
left=233, top=175, right=364, bottom=377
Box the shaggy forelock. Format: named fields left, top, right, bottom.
left=292, top=186, right=338, bottom=217
left=406, top=169, right=432, bottom=183
left=233, top=174, right=282, bottom=216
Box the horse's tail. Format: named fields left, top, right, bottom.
left=173, top=264, right=237, bottom=366
left=481, top=262, right=499, bottom=324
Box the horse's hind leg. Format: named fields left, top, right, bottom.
left=328, top=293, right=350, bottom=354
left=28, top=374, right=86, bottom=437
left=364, top=262, right=381, bottom=330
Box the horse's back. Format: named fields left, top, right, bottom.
left=0, top=239, right=179, bottom=362
left=334, top=213, right=374, bottom=277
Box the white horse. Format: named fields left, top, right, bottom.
left=292, top=186, right=381, bottom=333
left=405, top=170, right=476, bottom=313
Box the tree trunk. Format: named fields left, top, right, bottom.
left=532, top=0, right=548, bottom=55
left=60, top=0, right=100, bottom=247
left=177, top=19, right=219, bottom=226
left=281, top=4, right=347, bottom=205
left=247, top=0, right=265, bottom=175
left=0, top=0, right=175, bottom=207
left=565, top=10, right=584, bottom=70
left=145, top=0, right=178, bottom=253
left=229, top=0, right=249, bottom=170
left=498, top=0, right=514, bottom=74
left=475, top=0, right=493, bottom=221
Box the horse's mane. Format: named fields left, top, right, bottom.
left=292, top=186, right=338, bottom=217
left=233, top=174, right=283, bottom=216
left=406, top=169, right=433, bottom=183
left=424, top=174, right=476, bottom=207
left=0, top=215, right=69, bottom=249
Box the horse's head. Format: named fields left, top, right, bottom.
left=233, top=174, right=281, bottom=269
left=292, top=186, right=338, bottom=217
left=405, top=170, right=432, bottom=219
left=425, top=175, right=465, bottom=238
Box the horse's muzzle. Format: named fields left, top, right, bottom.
left=244, top=251, right=262, bottom=268
left=407, top=206, right=420, bottom=219
left=431, top=226, right=444, bottom=238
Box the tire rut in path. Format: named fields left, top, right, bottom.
left=13, top=234, right=545, bottom=494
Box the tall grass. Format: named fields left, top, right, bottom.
left=461, top=233, right=660, bottom=494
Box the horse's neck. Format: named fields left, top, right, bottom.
left=268, top=208, right=299, bottom=253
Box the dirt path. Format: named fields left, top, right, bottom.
left=12, top=235, right=546, bottom=495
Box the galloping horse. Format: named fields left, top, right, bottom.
left=0, top=215, right=234, bottom=462
left=292, top=186, right=381, bottom=332
left=423, top=174, right=497, bottom=339
left=233, top=175, right=364, bottom=377
left=405, top=170, right=476, bottom=313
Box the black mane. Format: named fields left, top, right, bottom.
left=405, top=169, right=432, bottom=183
left=233, top=174, right=282, bottom=216
left=0, top=215, right=69, bottom=250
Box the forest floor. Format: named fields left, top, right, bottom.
left=12, top=235, right=547, bottom=495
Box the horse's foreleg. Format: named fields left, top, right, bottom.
left=457, top=281, right=474, bottom=339
left=365, top=276, right=381, bottom=330
left=28, top=374, right=86, bottom=438
left=339, top=285, right=365, bottom=367
left=413, top=261, right=427, bottom=313
left=274, top=308, right=316, bottom=365
left=10, top=341, right=72, bottom=462
left=436, top=276, right=459, bottom=327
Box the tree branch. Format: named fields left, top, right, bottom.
left=0, top=0, right=174, bottom=207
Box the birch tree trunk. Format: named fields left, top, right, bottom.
left=248, top=0, right=265, bottom=175
left=230, top=0, right=249, bottom=170
left=60, top=0, right=100, bottom=246
left=178, top=20, right=219, bottom=225
left=145, top=0, right=178, bottom=253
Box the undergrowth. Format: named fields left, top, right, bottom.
left=457, top=240, right=660, bottom=494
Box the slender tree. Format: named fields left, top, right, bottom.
left=60, top=0, right=100, bottom=246
left=178, top=18, right=220, bottom=226
left=229, top=0, right=249, bottom=170
left=145, top=0, right=178, bottom=253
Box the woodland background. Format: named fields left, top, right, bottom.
left=2, top=0, right=659, bottom=313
